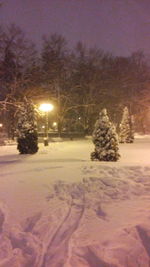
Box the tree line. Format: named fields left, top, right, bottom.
left=0, top=24, right=150, bottom=138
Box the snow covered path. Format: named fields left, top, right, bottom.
left=0, top=136, right=150, bottom=266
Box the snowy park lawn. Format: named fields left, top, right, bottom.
left=0, top=135, right=150, bottom=266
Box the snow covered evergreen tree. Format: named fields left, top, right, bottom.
left=119, top=106, right=134, bottom=143
left=16, top=98, right=38, bottom=154
left=91, top=108, right=120, bottom=161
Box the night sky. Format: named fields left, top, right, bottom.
left=0, top=0, right=150, bottom=56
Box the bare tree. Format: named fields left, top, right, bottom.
left=0, top=24, right=40, bottom=138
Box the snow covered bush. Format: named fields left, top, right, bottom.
left=119, top=106, right=134, bottom=143
left=91, top=108, right=120, bottom=161
left=16, top=99, right=38, bottom=154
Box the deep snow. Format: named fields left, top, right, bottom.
left=0, top=135, right=150, bottom=266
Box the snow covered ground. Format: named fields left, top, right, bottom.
left=0, top=135, right=150, bottom=266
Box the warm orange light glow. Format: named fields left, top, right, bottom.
left=53, top=122, right=57, bottom=126
left=39, top=103, right=54, bottom=112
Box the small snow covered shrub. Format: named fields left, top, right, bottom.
left=91, top=108, right=120, bottom=161
left=119, top=106, right=134, bottom=143
left=16, top=98, right=38, bottom=154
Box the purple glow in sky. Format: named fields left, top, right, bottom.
left=0, top=0, right=150, bottom=56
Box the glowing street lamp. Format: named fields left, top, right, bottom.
left=52, top=121, right=57, bottom=131
left=39, top=103, right=54, bottom=146
left=53, top=122, right=57, bottom=127
left=39, top=103, right=54, bottom=113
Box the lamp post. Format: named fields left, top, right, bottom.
left=39, top=103, right=54, bottom=146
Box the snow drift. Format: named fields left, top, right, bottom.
left=0, top=137, right=150, bottom=266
